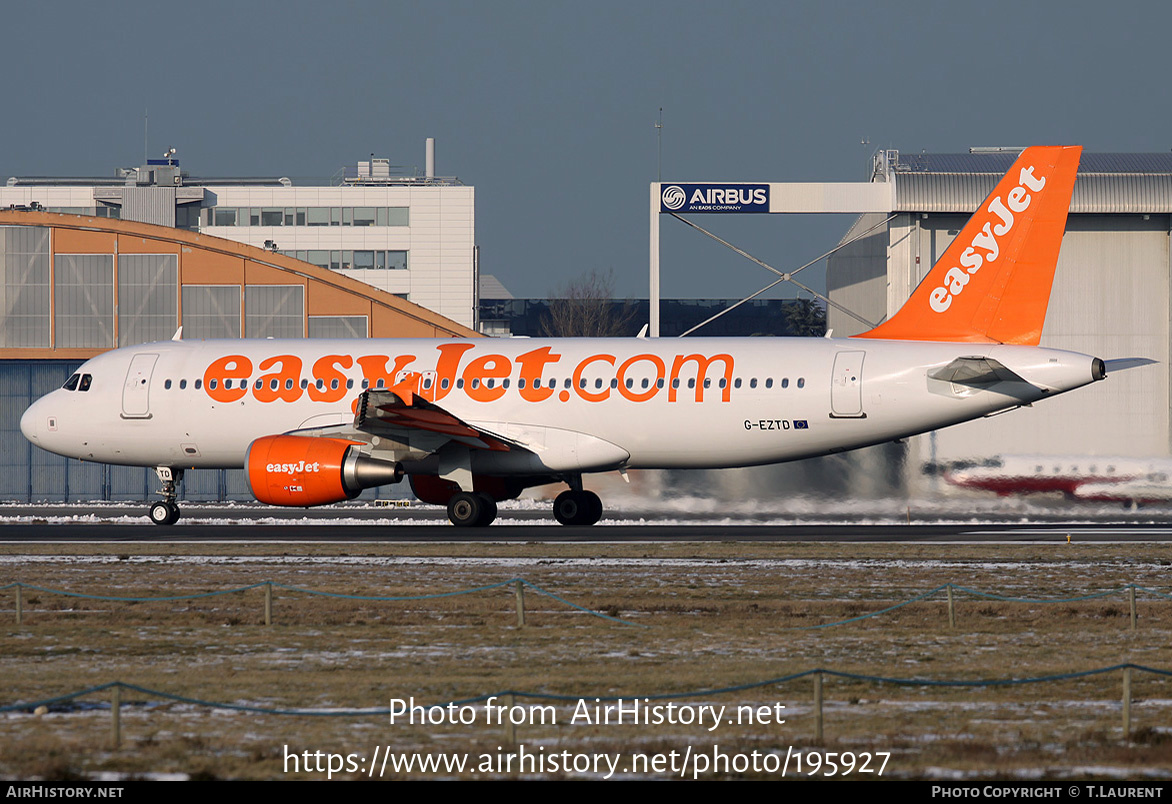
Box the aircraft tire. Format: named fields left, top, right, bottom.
left=475, top=494, right=498, bottom=526
left=149, top=501, right=180, bottom=526
left=581, top=490, right=603, bottom=526
left=554, top=490, right=599, bottom=526
left=447, top=491, right=485, bottom=527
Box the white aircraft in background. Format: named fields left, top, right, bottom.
left=944, top=455, right=1172, bottom=504
left=20, top=145, right=1134, bottom=527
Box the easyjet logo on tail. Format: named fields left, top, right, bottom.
left=929, top=165, right=1048, bottom=314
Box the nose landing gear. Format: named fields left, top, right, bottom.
left=149, top=467, right=183, bottom=526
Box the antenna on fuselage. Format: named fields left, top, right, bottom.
left=171, top=327, right=183, bottom=341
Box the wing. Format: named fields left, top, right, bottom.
left=356, top=386, right=512, bottom=452
left=289, top=372, right=518, bottom=462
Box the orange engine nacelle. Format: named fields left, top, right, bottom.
left=246, top=435, right=403, bottom=507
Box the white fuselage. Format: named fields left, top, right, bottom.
left=21, top=336, right=1102, bottom=477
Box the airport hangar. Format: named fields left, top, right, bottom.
left=0, top=209, right=479, bottom=503
left=647, top=149, right=1170, bottom=497
left=1, top=139, right=477, bottom=330
left=824, top=149, right=1171, bottom=486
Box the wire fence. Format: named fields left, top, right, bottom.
left=3, top=663, right=1165, bottom=747
left=3, top=579, right=1167, bottom=630
left=1, top=578, right=644, bottom=628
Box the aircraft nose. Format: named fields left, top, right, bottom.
left=20, top=399, right=40, bottom=444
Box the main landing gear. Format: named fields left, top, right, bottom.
left=446, top=491, right=498, bottom=527
left=149, top=467, right=183, bottom=526
left=442, top=477, right=604, bottom=527
left=553, top=489, right=603, bottom=526
left=553, top=475, right=603, bottom=526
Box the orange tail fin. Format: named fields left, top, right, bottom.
left=855, top=145, right=1081, bottom=345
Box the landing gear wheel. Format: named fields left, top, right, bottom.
left=150, top=467, right=183, bottom=526
left=475, top=494, right=498, bottom=527
left=581, top=490, right=603, bottom=526
left=448, top=491, right=488, bottom=527
left=553, top=490, right=602, bottom=526
left=149, top=501, right=180, bottom=526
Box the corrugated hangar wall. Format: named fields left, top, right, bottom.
left=917, top=214, right=1170, bottom=463
left=0, top=211, right=477, bottom=503
left=828, top=212, right=1171, bottom=465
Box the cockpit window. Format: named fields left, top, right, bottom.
left=63, top=374, right=80, bottom=391
left=78, top=374, right=92, bottom=392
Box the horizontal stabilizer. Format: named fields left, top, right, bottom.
left=927, top=356, right=1033, bottom=390
left=1103, top=358, right=1157, bottom=374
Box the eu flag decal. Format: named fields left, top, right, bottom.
left=793, top=420, right=809, bottom=429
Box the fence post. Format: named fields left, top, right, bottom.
left=1122, top=666, right=1132, bottom=742
left=515, top=580, right=526, bottom=627
left=15, top=584, right=22, bottom=626
left=1129, top=586, right=1137, bottom=632
left=947, top=585, right=956, bottom=630
left=111, top=685, right=121, bottom=749
left=264, top=583, right=272, bottom=627
left=813, top=673, right=823, bottom=743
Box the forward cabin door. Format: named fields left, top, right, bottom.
left=122, top=353, right=159, bottom=419
left=830, top=350, right=865, bottom=418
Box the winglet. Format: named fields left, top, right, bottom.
left=855, top=145, right=1082, bottom=345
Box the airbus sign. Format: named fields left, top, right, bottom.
left=660, top=183, right=770, bottom=213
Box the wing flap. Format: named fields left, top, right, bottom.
left=356, top=377, right=513, bottom=452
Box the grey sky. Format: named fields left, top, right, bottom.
left=3, top=1, right=1169, bottom=300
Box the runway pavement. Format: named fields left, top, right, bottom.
left=2, top=503, right=1172, bottom=542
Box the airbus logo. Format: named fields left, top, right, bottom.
left=661, top=186, right=687, bottom=210
left=659, top=183, right=770, bottom=213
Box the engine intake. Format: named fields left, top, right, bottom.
left=246, top=435, right=403, bottom=507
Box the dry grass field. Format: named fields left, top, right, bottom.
left=2, top=540, right=1172, bottom=780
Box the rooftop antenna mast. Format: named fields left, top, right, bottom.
left=655, top=107, right=663, bottom=181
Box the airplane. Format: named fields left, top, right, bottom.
left=942, top=455, right=1172, bottom=504
left=19, top=145, right=1135, bottom=527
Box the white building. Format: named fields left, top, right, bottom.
left=1, top=140, right=477, bottom=328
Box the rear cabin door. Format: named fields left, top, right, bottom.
left=830, top=350, right=865, bottom=418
